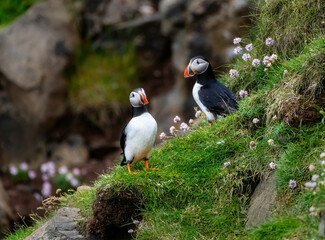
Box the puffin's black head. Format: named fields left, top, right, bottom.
left=184, top=56, right=210, bottom=78
left=129, top=88, right=149, bottom=107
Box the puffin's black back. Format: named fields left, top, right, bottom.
left=195, top=58, right=238, bottom=115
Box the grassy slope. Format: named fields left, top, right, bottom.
left=4, top=0, right=325, bottom=239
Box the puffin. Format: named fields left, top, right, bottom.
left=120, top=88, right=157, bottom=174
left=184, top=56, right=238, bottom=126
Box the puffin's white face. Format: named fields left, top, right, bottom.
left=129, top=88, right=149, bottom=107
left=184, top=57, right=209, bottom=78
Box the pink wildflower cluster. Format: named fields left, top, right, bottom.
left=223, top=161, right=231, bottom=167
left=242, top=53, right=251, bottom=61
left=239, top=90, right=248, bottom=98
left=180, top=122, right=190, bottom=131
left=249, top=141, right=256, bottom=150
left=229, top=37, right=278, bottom=83
left=269, top=162, right=276, bottom=169
left=159, top=132, right=167, bottom=140
left=289, top=179, right=297, bottom=188
left=7, top=160, right=83, bottom=199
left=234, top=46, right=242, bottom=54
left=265, top=37, right=274, bottom=47
left=195, top=110, right=203, bottom=118
left=252, top=59, right=260, bottom=67
left=252, top=118, right=259, bottom=124
left=233, top=37, right=242, bottom=44
left=304, top=152, right=325, bottom=217
left=229, top=69, right=239, bottom=79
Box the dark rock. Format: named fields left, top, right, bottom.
left=0, top=179, right=14, bottom=235
left=246, top=174, right=277, bottom=227
left=48, top=134, right=88, bottom=167
left=24, top=207, right=89, bottom=240
left=87, top=184, right=143, bottom=239
left=0, top=0, right=80, bottom=129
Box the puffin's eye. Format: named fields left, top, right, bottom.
left=196, top=60, right=200, bottom=64
left=131, top=93, right=135, bottom=98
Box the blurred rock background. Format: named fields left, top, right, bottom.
left=0, top=0, right=251, bottom=235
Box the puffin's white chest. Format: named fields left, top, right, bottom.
left=124, top=112, right=157, bottom=162
left=192, top=82, right=215, bottom=122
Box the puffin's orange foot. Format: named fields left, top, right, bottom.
left=151, top=168, right=160, bottom=171
left=209, top=122, right=213, bottom=127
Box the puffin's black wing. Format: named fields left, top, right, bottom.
left=199, top=81, right=238, bottom=115
left=120, top=125, right=127, bottom=166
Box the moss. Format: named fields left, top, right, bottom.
left=67, top=44, right=139, bottom=112
left=0, top=0, right=43, bottom=26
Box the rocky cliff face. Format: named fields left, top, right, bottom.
left=0, top=0, right=251, bottom=233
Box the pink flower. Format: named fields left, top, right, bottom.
left=252, top=59, right=260, bottom=67
left=42, top=174, right=49, bottom=181
left=173, top=116, right=181, bottom=123
left=264, top=68, right=269, bottom=72
left=250, top=141, right=256, bottom=150
left=263, top=56, right=272, bottom=66
left=308, top=164, right=315, bottom=172
left=133, top=220, right=140, bottom=225
left=311, top=174, right=319, bottom=181
left=9, top=165, right=18, bottom=175
left=195, top=110, right=202, bottom=118
left=283, top=70, right=288, bottom=76
left=128, top=229, right=134, bottom=234
left=233, top=37, right=242, bottom=44
left=70, top=178, right=79, bottom=188
left=265, top=37, right=274, bottom=47
left=288, top=179, right=297, bottom=188
left=305, top=181, right=317, bottom=189
left=245, top=43, right=253, bottom=51
left=73, top=168, right=81, bottom=176
left=320, top=152, right=325, bottom=158
left=66, top=173, right=74, bottom=181
left=188, top=119, right=194, bottom=125
left=170, top=126, right=176, bottom=135
left=229, top=69, right=239, bottom=79
left=223, top=161, right=230, bottom=167
left=269, top=162, right=276, bottom=169
left=180, top=122, right=190, bottom=131
left=41, top=181, right=52, bottom=197
left=267, top=139, right=274, bottom=146
left=252, top=118, right=259, bottom=124
left=234, top=46, right=242, bottom=54
left=28, top=170, right=37, bottom=179
left=309, top=206, right=318, bottom=216
left=20, top=162, right=28, bottom=171
left=242, top=53, right=251, bottom=61
left=160, top=132, right=166, bottom=140
left=271, top=54, right=278, bottom=60
left=272, top=115, right=277, bottom=120
left=58, top=166, right=68, bottom=175
left=239, top=90, right=248, bottom=98
left=40, top=161, right=56, bottom=177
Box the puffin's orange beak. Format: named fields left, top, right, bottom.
left=140, top=92, right=149, bottom=105
left=184, top=64, right=194, bottom=78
